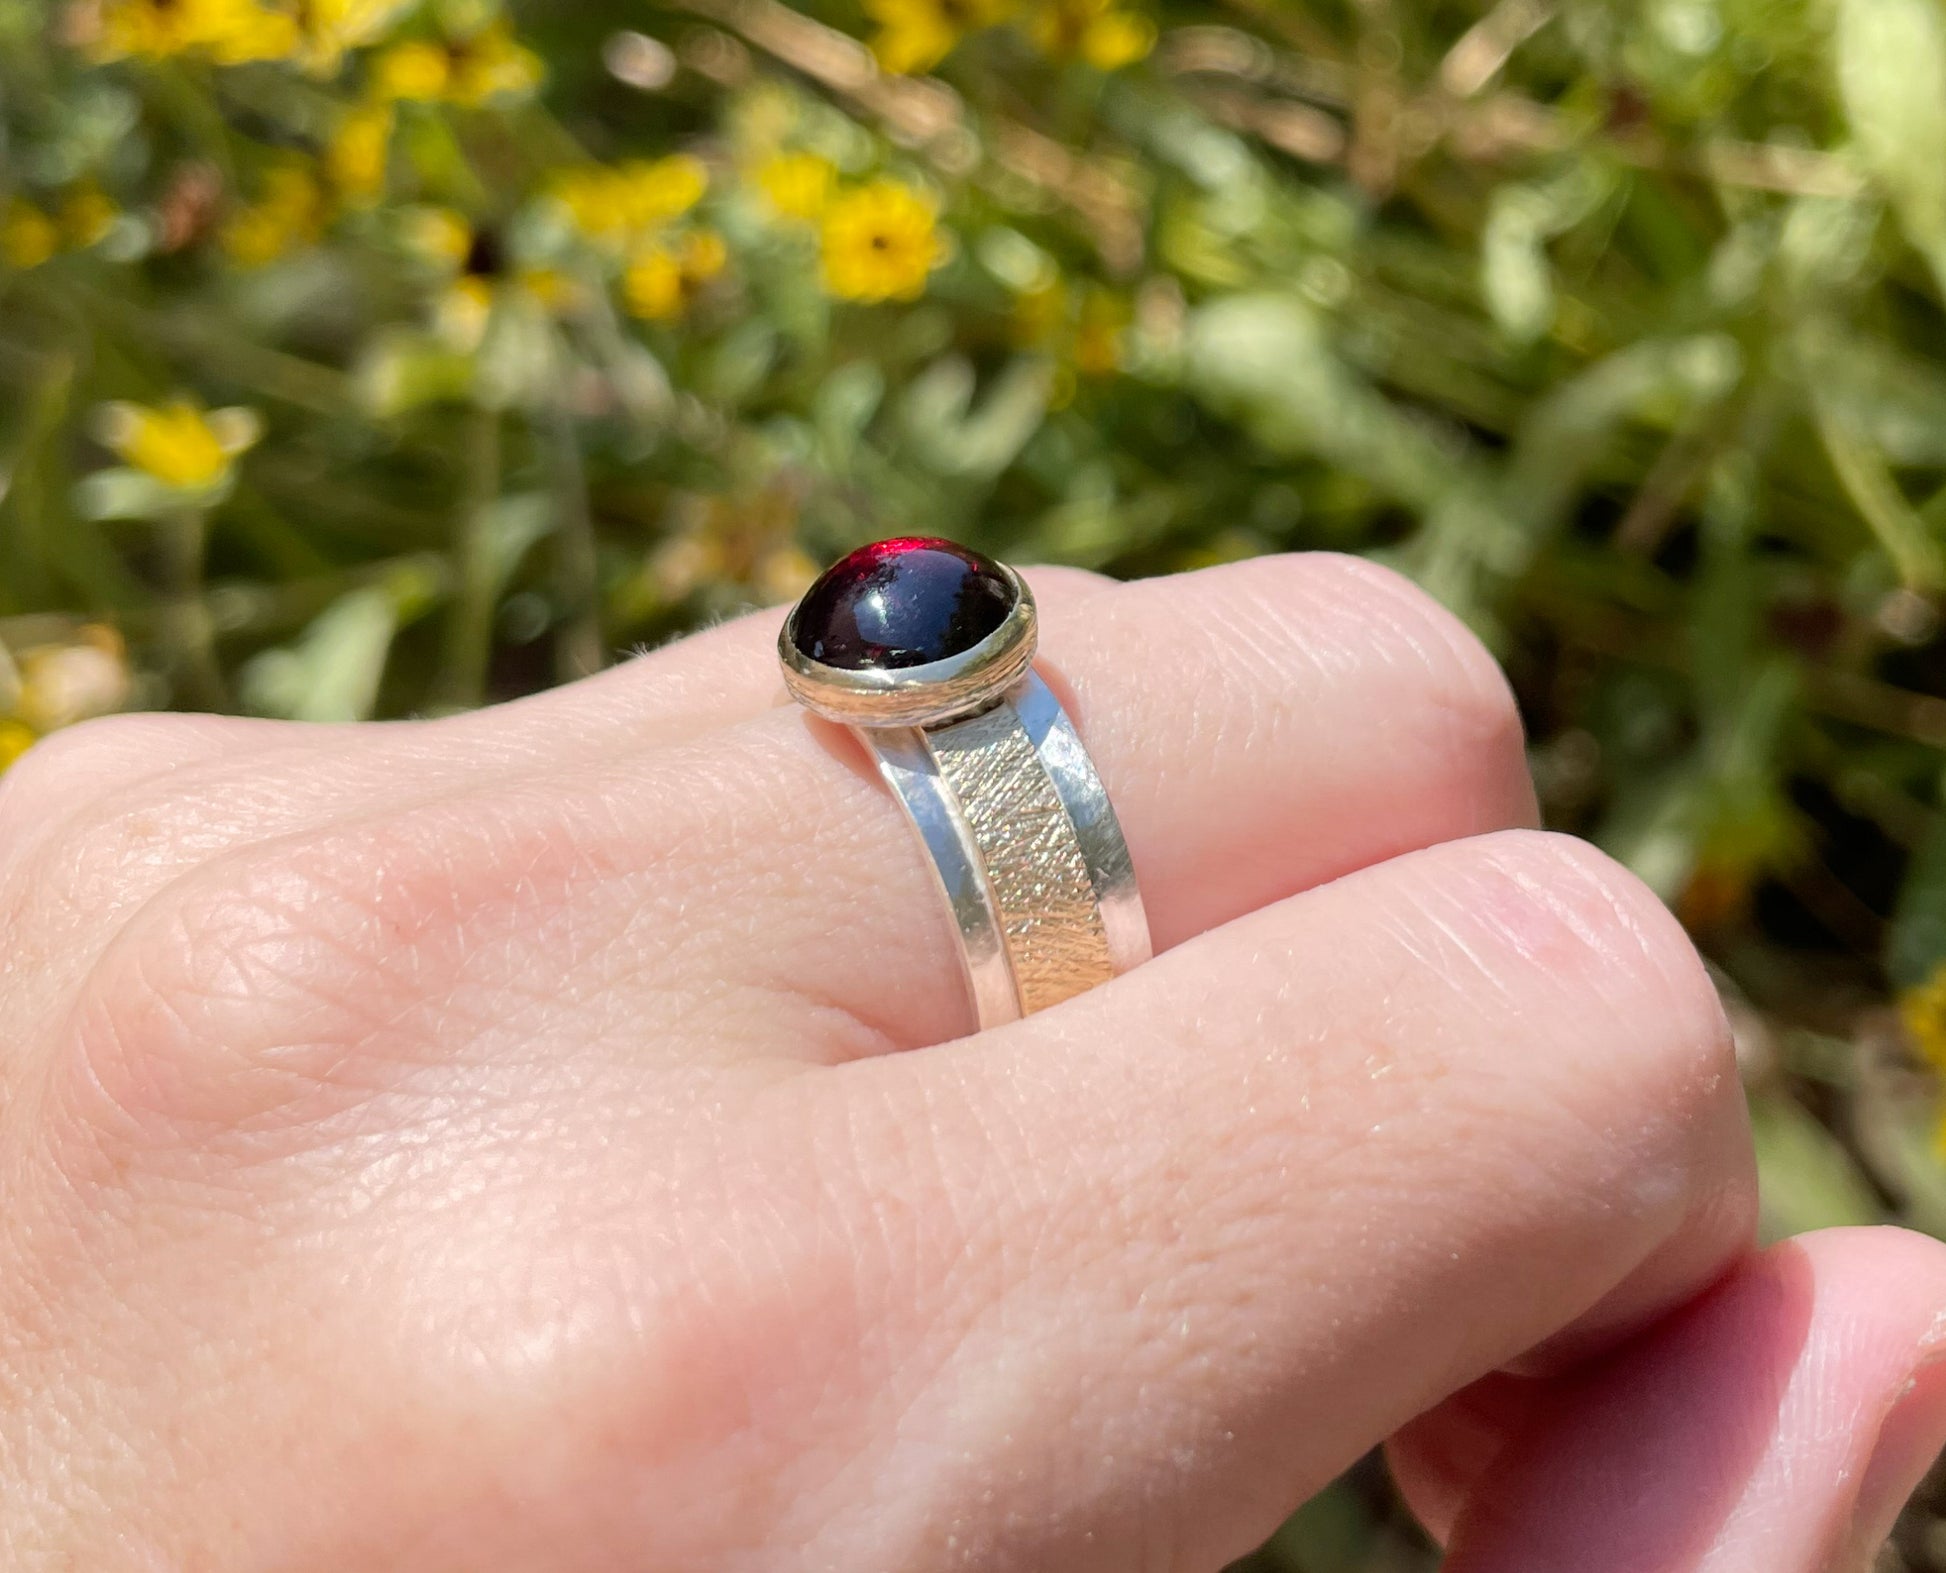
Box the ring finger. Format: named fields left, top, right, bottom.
left=605, top=549, right=1541, bottom=1053
left=99, top=551, right=1543, bottom=1079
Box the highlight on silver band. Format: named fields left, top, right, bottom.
left=866, top=725, right=1019, bottom=1030
left=860, top=672, right=1151, bottom=1028
left=1014, top=673, right=1151, bottom=981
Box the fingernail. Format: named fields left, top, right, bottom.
left=1843, top=1354, right=1946, bottom=1569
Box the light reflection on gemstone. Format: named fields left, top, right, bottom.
left=791, top=537, right=1015, bottom=670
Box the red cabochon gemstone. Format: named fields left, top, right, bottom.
left=791, top=537, right=1016, bottom=671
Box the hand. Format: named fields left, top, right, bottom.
left=1, top=554, right=1939, bottom=1571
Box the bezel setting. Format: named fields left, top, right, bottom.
left=779, top=562, right=1037, bottom=728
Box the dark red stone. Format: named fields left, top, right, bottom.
left=792, top=537, right=1015, bottom=670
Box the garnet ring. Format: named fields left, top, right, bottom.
left=780, top=537, right=1152, bottom=1028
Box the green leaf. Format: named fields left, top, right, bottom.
left=697, top=319, right=778, bottom=407
left=477, top=491, right=556, bottom=591
left=1481, top=187, right=1557, bottom=343
left=898, top=355, right=1053, bottom=479
left=1750, top=1092, right=1886, bottom=1243
left=814, top=360, right=885, bottom=470
left=1836, top=0, right=1946, bottom=292
left=1795, top=322, right=1946, bottom=467
left=1890, top=813, right=1946, bottom=988
left=1255, top=1480, right=1380, bottom=1572
left=240, top=584, right=403, bottom=723
left=1811, top=378, right=1946, bottom=590
left=1188, top=294, right=1489, bottom=514
left=356, top=331, right=478, bottom=416
left=71, top=467, right=226, bottom=522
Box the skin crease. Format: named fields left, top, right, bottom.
left=0, top=554, right=1943, bottom=1571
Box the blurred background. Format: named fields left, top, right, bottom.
left=6, top=0, right=1946, bottom=1563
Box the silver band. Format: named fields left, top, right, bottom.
left=780, top=539, right=1151, bottom=1027
left=859, top=671, right=1151, bottom=1029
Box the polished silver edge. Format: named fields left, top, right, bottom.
left=779, top=566, right=1037, bottom=729
left=1014, top=671, right=1153, bottom=976
left=857, top=726, right=1021, bottom=1032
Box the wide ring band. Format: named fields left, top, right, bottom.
left=778, top=537, right=1152, bottom=1028
left=864, top=671, right=1150, bottom=1028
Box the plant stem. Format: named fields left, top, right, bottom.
left=0, top=351, right=74, bottom=613
left=436, top=404, right=502, bottom=711
left=162, top=508, right=230, bottom=712
left=547, top=345, right=605, bottom=685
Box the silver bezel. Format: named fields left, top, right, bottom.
left=778, top=564, right=1037, bottom=729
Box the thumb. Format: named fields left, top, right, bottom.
left=1421, top=1228, right=1946, bottom=1571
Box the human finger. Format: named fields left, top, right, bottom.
left=798, top=828, right=1753, bottom=1569
left=593, top=551, right=1540, bottom=1053
left=1409, top=1226, right=1946, bottom=1572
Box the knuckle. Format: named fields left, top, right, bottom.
left=57, top=854, right=391, bottom=1153
left=1312, top=553, right=1525, bottom=759
left=0, top=712, right=266, bottom=899
left=1447, top=828, right=1739, bottom=1145
left=1216, top=553, right=1528, bottom=801
left=1424, top=828, right=1757, bottom=1347
left=50, top=794, right=572, bottom=1155
left=0, top=713, right=177, bottom=831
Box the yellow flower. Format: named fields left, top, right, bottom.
left=755, top=152, right=836, bottom=225
left=404, top=214, right=568, bottom=342
left=1073, top=287, right=1129, bottom=375
left=618, top=156, right=709, bottom=228
left=548, top=168, right=611, bottom=239
left=624, top=229, right=728, bottom=321
left=622, top=249, right=683, bottom=321
left=516, top=265, right=581, bottom=312
left=4, top=187, right=121, bottom=267
left=327, top=103, right=394, bottom=204
left=219, top=163, right=327, bottom=267
left=1013, top=278, right=1127, bottom=375
left=96, top=399, right=263, bottom=491
left=865, top=0, right=1012, bottom=74
left=1011, top=277, right=1067, bottom=348
left=448, top=22, right=544, bottom=103
left=553, top=156, right=709, bottom=246
left=290, top=0, right=411, bottom=76
left=1, top=202, right=59, bottom=270
left=1906, top=967, right=1946, bottom=1072
left=373, top=22, right=543, bottom=105
left=819, top=179, right=947, bottom=303
left=405, top=206, right=475, bottom=269
left=1027, top=0, right=1154, bottom=69
left=371, top=37, right=451, bottom=98
left=59, top=184, right=119, bottom=248
left=1903, top=965, right=1946, bottom=1153
left=96, top=0, right=302, bottom=64
left=0, top=720, right=34, bottom=773
left=441, top=274, right=495, bottom=345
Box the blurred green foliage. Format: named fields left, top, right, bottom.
left=8, top=0, right=1946, bottom=1561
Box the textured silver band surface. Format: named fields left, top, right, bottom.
left=860, top=671, right=1151, bottom=1030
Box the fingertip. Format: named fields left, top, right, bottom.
left=1436, top=1227, right=1946, bottom=1573
left=1796, top=1228, right=1946, bottom=1568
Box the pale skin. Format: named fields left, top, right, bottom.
left=2, top=553, right=1944, bottom=1571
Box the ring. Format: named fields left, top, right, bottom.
left=780, top=537, right=1152, bottom=1029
